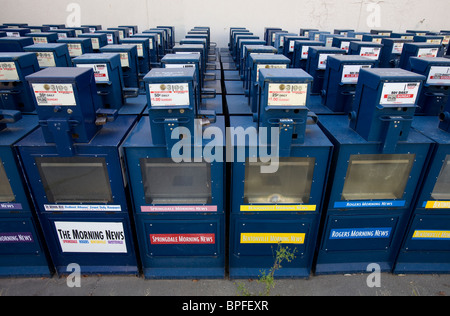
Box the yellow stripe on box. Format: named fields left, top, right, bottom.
left=413, top=231, right=450, bottom=239
left=240, top=233, right=306, bottom=244
left=425, top=201, right=450, bottom=209
left=240, top=205, right=316, bottom=212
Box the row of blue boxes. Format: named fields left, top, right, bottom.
left=0, top=22, right=449, bottom=279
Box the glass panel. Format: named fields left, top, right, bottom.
left=141, top=158, right=212, bottom=205
left=0, top=159, right=15, bottom=202
left=431, top=155, right=450, bottom=200
left=342, top=154, right=415, bottom=201
left=244, top=157, right=315, bottom=204
left=36, top=157, right=113, bottom=204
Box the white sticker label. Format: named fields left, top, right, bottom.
left=54, top=221, right=127, bottom=253
left=289, top=40, right=296, bottom=52
left=35, top=52, right=56, bottom=68
left=267, top=83, right=308, bottom=106
left=427, top=39, right=442, bottom=45
left=427, top=66, right=450, bottom=85
left=91, top=38, right=100, bottom=50
left=360, top=47, right=381, bottom=60
left=318, top=54, right=337, bottom=70
left=175, top=52, right=200, bottom=55
left=372, top=38, right=383, bottom=44
left=89, top=28, right=96, bottom=33
left=417, top=48, right=439, bottom=58
left=401, top=35, right=414, bottom=40
left=6, top=32, right=20, bottom=38
left=136, top=43, right=144, bottom=57
left=341, top=65, right=372, bottom=84
left=32, top=83, right=77, bottom=106
left=340, top=41, right=351, bottom=52
left=0, top=62, right=20, bottom=81
left=380, top=82, right=421, bottom=105
left=75, top=30, right=83, bottom=36
left=57, top=33, right=67, bottom=40
left=120, top=53, right=129, bottom=67
left=392, top=42, right=405, bottom=54
left=149, top=83, right=190, bottom=106
left=256, top=64, right=287, bottom=81
left=326, top=37, right=334, bottom=47
left=106, top=34, right=114, bottom=43
left=165, top=63, right=197, bottom=70
left=148, top=38, right=154, bottom=50
left=443, top=35, right=450, bottom=45
left=67, top=43, right=83, bottom=57
left=32, top=36, right=48, bottom=44
left=45, top=205, right=122, bottom=212
left=301, top=46, right=311, bottom=59
left=76, top=63, right=110, bottom=82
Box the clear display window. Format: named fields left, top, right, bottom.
left=0, top=159, right=15, bottom=202
left=431, top=155, right=450, bottom=200
left=141, top=158, right=212, bottom=205
left=244, top=157, right=315, bottom=204
left=36, top=157, right=113, bottom=204
left=341, top=154, right=415, bottom=201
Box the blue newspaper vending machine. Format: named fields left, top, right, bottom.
left=72, top=53, right=147, bottom=116
left=16, top=67, right=139, bottom=275
left=123, top=68, right=226, bottom=279
left=0, top=52, right=51, bottom=276
left=395, top=98, right=450, bottom=274
left=316, top=68, right=433, bottom=274
left=408, top=57, right=450, bottom=116
left=229, top=68, right=333, bottom=279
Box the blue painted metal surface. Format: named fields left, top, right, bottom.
left=16, top=67, right=139, bottom=275
left=124, top=68, right=225, bottom=279
left=229, top=68, right=333, bottom=279
left=316, top=68, right=433, bottom=275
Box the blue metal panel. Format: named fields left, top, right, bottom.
left=0, top=37, right=34, bottom=52
left=23, top=43, right=72, bottom=68
left=100, top=44, right=140, bottom=89
left=394, top=115, right=450, bottom=274
left=248, top=54, right=291, bottom=113
left=292, top=41, right=324, bottom=69
left=315, top=114, right=433, bottom=275
left=132, top=33, right=159, bottom=65
left=228, top=67, right=333, bottom=279
left=77, top=33, right=108, bottom=52
left=322, top=55, right=376, bottom=114
left=409, top=57, right=450, bottom=116
left=0, top=115, right=51, bottom=277
left=123, top=115, right=226, bottom=279
left=306, top=47, right=346, bottom=95
left=72, top=53, right=125, bottom=110
left=25, top=32, right=59, bottom=44
left=57, top=38, right=94, bottom=58
left=399, top=43, right=442, bottom=70
left=0, top=52, right=40, bottom=113
left=379, top=38, right=413, bottom=68
left=16, top=115, right=139, bottom=275
left=95, top=30, right=120, bottom=45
